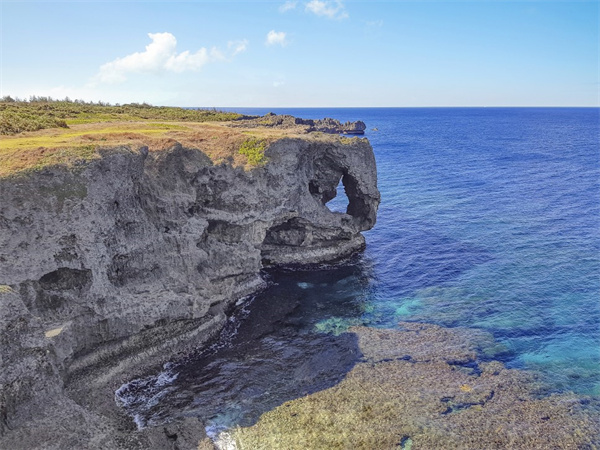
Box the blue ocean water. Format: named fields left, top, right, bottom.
left=118, top=107, right=600, bottom=432
left=233, top=107, right=600, bottom=395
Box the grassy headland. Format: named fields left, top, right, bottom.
left=0, top=98, right=265, bottom=176
left=0, top=96, right=241, bottom=134
left=0, top=97, right=364, bottom=177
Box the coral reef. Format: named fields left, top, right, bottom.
left=231, top=323, right=600, bottom=449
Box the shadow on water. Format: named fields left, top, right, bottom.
left=116, top=226, right=499, bottom=431
left=116, top=262, right=373, bottom=433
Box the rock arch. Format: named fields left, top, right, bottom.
left=307, top=155, right=377, bottom=231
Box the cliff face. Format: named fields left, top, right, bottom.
left=0, top=135, right=379, bottom=448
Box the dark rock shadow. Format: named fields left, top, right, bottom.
left=116, top=264, right=371, bottom=432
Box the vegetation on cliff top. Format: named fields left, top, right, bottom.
left=0, top=97, right=256, bottom=177
left=0, top=96, right=241, bottom=135
left=238, top=137, right=268, bottom=166
left=0, top=96, right=352, bottom=177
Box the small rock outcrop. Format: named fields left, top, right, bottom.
left=305, top=117, right=367, bottom=135
left=0, top=131, right=379, bottom=448
left=231, top=113, right=367, bottom=135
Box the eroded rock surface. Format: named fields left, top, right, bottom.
left=230, top=113, right=367, bottom=135
left=231, top=323, right=600, bottom=450
left=0, top=132, right=379, bottom=449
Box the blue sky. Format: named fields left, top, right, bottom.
left=1, top=1, right=598, bottom=106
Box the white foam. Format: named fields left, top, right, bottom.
left=206, top=425, right=238, bottom=450
left=114, top=367, right=179, bottom=429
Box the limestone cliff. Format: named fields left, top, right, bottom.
left=0, top=133, right=379, bottom=449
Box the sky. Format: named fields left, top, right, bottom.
left=1, top=0, right=598, bottom=107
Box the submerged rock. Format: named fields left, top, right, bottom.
left=0, top=128, right=379, bottom=448
left=231, top=323, right=600, bottom=449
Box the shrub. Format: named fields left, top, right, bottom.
left=0, top=110, right=68, bottom=135
left=239, top=137, right=267, bottom=166
left=0, top=97, right=243, bottom=135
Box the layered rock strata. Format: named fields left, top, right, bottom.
left=0, top=133, right=379, bottom=449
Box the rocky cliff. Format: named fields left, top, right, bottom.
left=0, top=132, right=379, bottom=449
left=231, top=114, right=367, bottom=135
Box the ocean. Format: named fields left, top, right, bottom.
left=117, top=107, right=600, bottom=432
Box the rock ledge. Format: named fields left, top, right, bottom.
left=0, top=127, right=379, bottom=449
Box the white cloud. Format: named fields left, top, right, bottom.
left=305, top=0, right=348, bottom=20
left=9, top=83, right=178, bottom=106
left=265, top=30, right=288, bottom=47
left=93, top=32, right=245, bottom=84
left=229, top=39, right=249, bottom=56
left=366, top=20, right=383, bottom=28
left=279, top=1, right=297, bottom=12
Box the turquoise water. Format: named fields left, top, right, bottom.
left=118, top=108, right=600, bottom=430
left=256, top=107, right=599, bottom=395
left=337, top=107, right=600, bottom=395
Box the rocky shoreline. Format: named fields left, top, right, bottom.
left=2, top=114, right=597, bottom=450
left=0, top=122, right=379, bottom=449
left=229, top=113, right=367, bottom=135
left=229, top=322, right=600, bottom=449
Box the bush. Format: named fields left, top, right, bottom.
left=0, top=97, right=242, bottom=135
left=238, top=137, right=267, bottom=166
left=0, top=110, right=68, bottom=135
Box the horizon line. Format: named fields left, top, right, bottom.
left=192, top=105, right=600, bottom=109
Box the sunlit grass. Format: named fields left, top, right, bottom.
left=64, top=113, right=140, bottom=125
left=0, top=122, right=190, bottom=149
left=0, top=144, right=101, bottom=177
left=0, top=122, right=195, bottom=177
left=0, top=98, right=242, bottom=135
left=238, top=137, right=268, bottom=166
left=0, top=99, right=339, bottom=177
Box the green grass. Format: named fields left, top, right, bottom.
left=0, top=97, right=242, bottom=135
left=238, top=137, right=267, bottom=166
left=0, top=110, right=68, bottom=134
left=0, top=122, right=188, bottom=156
left=339, top=136, right=362, bottom=145
left=64, top=113, right=140, bottom=125
left=0, top=144, right=101, bottom=178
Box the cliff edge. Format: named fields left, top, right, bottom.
left=0, top=124, right=379, bottom=449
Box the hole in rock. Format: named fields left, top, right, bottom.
left=263, top=217, right=309, bottom=247
left=325, top=176, right=350, bottom=214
